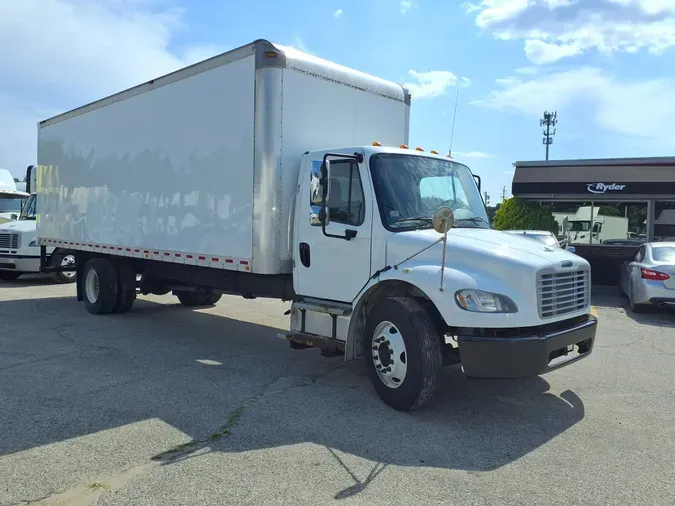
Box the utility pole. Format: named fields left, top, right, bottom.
left=483, top=191, right=490, bottom=205
left=502, top=186, right=507, bottom=201
left=540, top=110, right=557, bottom=160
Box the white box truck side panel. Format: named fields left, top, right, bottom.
left=37, top=55, right=256, bottom=264
left=274, top=68, right=409, bottom=271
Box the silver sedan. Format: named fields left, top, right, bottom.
left=619, top=242, right=675, bottom=312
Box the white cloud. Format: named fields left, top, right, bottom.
left=453, top=151, right=496, bottom=159
left=404, top=70, right=470, bottom=99
left=466, top=0, right=675, bottom=63
left=400, top=0, right=417, bottom=14
left=333, top=8, right=343, bottom=18
left=472, top=67, right=675, bottom=146
left=0, top=0, right=229, bottom=176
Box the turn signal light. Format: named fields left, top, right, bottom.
left=372, top=141, right=382, bottom=146
left=641, top=268, right=670, bottom=281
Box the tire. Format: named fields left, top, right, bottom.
left=363, top=297, right=444, bottom=412
left=82, top=258, right=119, bottom=315
left=175, top=290, right=222, bottom=307
left=0, top=271, right=21, bottom=281
left=50, top=252, right=77, bottom=284
left=113, top=261, right=136, bottom=313
left=628, top=283, right=646, bottom=313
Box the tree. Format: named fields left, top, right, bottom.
left=493, top=198, right=558, bottom=234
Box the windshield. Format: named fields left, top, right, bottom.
left=570, top=220, right=591, bottom=232
left=19, top=194, right=36, bottom=220
left=0, top=197, right=23, bottom=213
left=370, top=154, right=489, bottom=231
left=652, top=246, right=675, bottom=262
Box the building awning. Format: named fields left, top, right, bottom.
left=512, top=157, right=675, bottom=201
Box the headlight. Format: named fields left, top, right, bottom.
left=455, top=289, right=518, bottom=313
left=28, top=237, right=38, bottom=247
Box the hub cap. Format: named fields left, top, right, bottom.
left=371, top=321, right=407, bottom=389
left=61, top=255, right=76, bottom=278
left=85, top=269, right=100, bottom=303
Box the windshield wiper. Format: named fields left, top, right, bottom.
left=454, top=216, right=490, bottom=228
left=392, top=216, right=433, bottom=226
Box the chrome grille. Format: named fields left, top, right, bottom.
left=538, top=269, right=590, bottom=319
left=0, top=233, right=20, bottom=250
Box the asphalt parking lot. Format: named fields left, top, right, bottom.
left=1, top=279, right=674, bottom=506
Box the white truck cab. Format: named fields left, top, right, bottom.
left=0, top=167, right=75, bottom=282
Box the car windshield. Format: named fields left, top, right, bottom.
left=370, top=153, right=489, bottom=231
left=19, top=194, right=36, bottom=220
left=0, top=196, right=23, bottom=213
left=570, top=221, right=591, bottom=232
left=652, top=246, right=675, bottom=262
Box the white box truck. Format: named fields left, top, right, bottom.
left=36, top=40, right=597, bottom=411
left=0, top=165, right=76, bottom=282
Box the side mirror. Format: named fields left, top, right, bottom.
left=473, top=174, right=481, bottom=193
left=309, top=160, right=330, bottom=226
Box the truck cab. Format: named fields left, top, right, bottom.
left=289, top=145, right=596, bottom=410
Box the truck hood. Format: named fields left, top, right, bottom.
left=386, top=228, right=579, bottom=267
left=0, top=219, right=36, bottom=234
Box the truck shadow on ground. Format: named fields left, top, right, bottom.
left=0, top=295, right=585, bottom=479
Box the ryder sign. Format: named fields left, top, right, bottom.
left=586, top=182, right=626, bottom=194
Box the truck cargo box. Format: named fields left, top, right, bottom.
left=37, top=39, right=410, bottom=275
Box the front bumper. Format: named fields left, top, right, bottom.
left=458, top=314, right=597, bottom=379
left=0, top=253, right=40, bottom=273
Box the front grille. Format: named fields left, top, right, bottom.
left=537, top=269, right=590, bottom=319
left=0, top=233, right=20, bottom=250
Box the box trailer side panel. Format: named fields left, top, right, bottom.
left=37, top=53, right=257, bottom=263
left=265, top=52, right=410, bottom=273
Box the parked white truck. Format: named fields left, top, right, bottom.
left=558, top=206, right=629, bottom=244
left=35, top=40, right=597, bottom=410
left=0, top=165, right=76, bottom=282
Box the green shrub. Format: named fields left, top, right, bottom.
left=493, top=198, right=558, bottom=234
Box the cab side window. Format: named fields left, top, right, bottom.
left=327, top=161, right=365, bottom=226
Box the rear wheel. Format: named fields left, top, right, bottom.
left=0, top=271, right=21, bottom=281
left=113, top=261, right=136, bottom=313
left=628, top=283, right=646, bottom=313
left=175, top=289, right=222, bottom=307
left=82, top=258, right=118, bottom=315
left=51, top=252, right=77, bottom=284
left=363, top=297, right=444, bottom=412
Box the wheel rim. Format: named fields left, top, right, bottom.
left=85, top=269, right=100, bottom=303
left=60, top=255, right=76, bottom=278
left=371, top=321, right=407, bottom=389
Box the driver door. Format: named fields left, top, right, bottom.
left=293, top=155, right=373, bottom=303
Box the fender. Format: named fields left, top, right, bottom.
left=345, top=261, right=529, bottom=361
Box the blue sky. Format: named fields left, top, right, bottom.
left=2, top=0, right=675, bottom=204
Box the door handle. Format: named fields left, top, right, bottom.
left=299, top=242, right=310, bottom=268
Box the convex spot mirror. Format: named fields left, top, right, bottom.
left=433, top=206, right=454, bottom=234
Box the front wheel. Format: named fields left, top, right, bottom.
left=363, top=297, right=444, bottom=411
left=51, top=253, right=77, bottom=284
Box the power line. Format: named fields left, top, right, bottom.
left=540, top=110, right=557, bottom=161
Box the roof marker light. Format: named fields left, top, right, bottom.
left=415, top=147, right=424, bottom=151
left=400, top=144, right=409, bottom=149
left=430, top=150, right=439, bottom=154
left=372, top=141, right=382, bottom=146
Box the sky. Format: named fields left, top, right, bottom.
left=2, top=0, right=675, bottom=204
